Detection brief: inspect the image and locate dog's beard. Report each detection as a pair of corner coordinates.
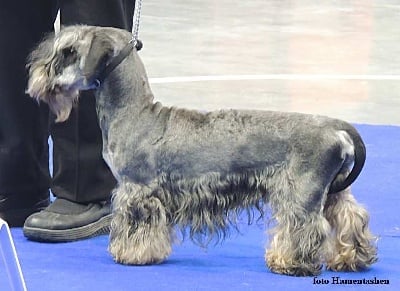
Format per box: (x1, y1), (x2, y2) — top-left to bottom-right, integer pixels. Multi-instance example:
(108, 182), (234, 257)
(26, 65), (52, 102)
(47, 88), (79, 122)
(27, 66), (81, 122)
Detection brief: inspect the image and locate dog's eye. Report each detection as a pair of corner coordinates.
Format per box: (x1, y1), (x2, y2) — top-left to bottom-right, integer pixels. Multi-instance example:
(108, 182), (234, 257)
(62, 47), (76, 58)
(54, 47), (78, 75)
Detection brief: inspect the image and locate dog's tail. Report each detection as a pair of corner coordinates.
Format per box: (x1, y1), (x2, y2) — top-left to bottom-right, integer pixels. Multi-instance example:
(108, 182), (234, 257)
(328, 125), (366, 194)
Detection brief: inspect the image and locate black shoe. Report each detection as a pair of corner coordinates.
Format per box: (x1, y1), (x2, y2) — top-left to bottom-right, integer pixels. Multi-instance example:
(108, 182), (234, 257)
(0, 191), (50, 227)
(23, 198), (111, 242)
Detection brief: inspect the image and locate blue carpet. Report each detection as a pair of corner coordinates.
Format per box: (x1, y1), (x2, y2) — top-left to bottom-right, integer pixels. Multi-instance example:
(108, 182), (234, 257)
(1, 124), (399, 290)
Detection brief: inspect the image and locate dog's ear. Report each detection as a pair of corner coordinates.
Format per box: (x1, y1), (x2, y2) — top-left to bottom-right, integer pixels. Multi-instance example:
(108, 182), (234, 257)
(82, 34), (114, 80)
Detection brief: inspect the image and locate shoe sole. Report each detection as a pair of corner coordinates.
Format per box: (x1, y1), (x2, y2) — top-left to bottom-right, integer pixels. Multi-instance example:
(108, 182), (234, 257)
(23, 214), (111, 242)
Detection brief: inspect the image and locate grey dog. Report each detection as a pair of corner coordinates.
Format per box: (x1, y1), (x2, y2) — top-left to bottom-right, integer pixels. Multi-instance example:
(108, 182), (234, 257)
(26, 25), (377, 276)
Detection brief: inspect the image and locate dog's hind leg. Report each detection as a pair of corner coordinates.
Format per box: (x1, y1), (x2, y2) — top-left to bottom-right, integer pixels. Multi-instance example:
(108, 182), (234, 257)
(109, 182), (173, 265)
(324, 188), (377, 271)
(266, 209), (331, 276)
(265, 177), (332, 276)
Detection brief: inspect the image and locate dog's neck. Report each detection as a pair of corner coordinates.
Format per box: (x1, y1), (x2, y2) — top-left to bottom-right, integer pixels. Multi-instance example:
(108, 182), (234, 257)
(95, 40), (138, 86)
(94, 51), (156, 123)
(93, 51), (170, 159)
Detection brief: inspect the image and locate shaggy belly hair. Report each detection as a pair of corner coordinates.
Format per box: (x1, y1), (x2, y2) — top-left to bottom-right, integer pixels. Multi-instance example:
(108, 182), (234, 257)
(145, 163), (286, 245)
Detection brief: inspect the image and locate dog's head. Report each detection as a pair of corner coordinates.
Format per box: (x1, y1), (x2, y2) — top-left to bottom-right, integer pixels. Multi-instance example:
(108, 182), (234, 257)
(26, 25), (130, 122)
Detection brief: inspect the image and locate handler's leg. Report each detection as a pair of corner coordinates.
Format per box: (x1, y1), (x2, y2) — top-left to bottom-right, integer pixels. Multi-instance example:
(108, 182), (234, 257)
(23, 0), (135, 241)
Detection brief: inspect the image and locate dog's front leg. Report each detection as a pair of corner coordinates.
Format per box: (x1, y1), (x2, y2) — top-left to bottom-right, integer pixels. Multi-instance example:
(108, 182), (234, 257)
(109, 181), (172, 265)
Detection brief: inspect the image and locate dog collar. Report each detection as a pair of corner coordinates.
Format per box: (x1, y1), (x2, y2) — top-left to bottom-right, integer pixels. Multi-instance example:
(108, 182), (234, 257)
(94, 39), (143, 88)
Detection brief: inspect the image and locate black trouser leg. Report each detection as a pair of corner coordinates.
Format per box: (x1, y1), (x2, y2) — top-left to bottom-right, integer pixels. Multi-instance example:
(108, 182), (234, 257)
(0, 1), (56, 225)
(50, 0), (135, 203)
(0, 1), (54, 202)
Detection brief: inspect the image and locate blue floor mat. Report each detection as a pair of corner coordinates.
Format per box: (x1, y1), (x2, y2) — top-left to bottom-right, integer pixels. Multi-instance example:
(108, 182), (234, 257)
(1, 124), (399, 290)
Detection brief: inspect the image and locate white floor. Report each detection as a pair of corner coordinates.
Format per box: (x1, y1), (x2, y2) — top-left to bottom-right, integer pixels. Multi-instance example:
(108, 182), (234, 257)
(137, 0), (400, 125)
